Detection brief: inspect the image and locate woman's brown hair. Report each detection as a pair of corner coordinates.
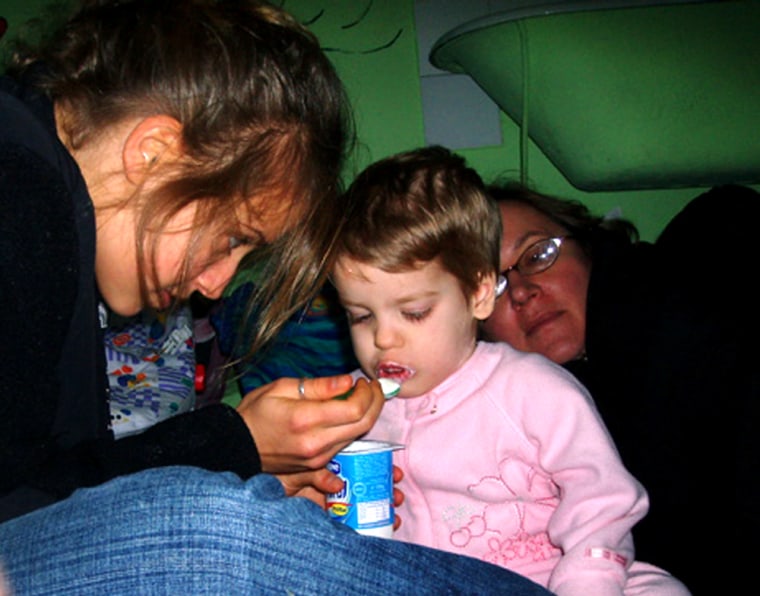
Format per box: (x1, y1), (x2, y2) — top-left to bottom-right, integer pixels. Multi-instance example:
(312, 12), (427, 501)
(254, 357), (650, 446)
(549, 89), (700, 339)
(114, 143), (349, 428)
(10, 0), (355, 354)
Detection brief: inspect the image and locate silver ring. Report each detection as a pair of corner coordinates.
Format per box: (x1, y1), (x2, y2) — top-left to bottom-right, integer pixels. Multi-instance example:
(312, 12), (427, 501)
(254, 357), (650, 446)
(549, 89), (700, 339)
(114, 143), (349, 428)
(298, 378), (306, 399)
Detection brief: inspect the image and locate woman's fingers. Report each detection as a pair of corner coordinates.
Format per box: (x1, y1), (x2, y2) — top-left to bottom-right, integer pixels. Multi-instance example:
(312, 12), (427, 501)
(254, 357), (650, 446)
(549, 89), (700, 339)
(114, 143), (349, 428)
(276, 468), (343, 500)
(294, 374), (354, 401)
(236, 375), (385, 473)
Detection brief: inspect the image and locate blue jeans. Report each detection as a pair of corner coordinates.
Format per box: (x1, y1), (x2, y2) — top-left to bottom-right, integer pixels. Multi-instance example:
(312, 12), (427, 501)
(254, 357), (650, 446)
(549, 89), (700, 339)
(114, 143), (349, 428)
(0, 467), (550, 595)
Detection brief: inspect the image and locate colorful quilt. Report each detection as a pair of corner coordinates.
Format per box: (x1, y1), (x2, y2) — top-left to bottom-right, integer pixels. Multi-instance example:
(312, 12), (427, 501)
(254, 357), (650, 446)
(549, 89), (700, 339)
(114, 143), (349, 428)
(104, 305), (196, 438)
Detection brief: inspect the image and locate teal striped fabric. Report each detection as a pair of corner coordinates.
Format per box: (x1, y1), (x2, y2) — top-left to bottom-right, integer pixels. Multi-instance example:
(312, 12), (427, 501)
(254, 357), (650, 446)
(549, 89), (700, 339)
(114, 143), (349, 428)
(211, 265), (358, 400)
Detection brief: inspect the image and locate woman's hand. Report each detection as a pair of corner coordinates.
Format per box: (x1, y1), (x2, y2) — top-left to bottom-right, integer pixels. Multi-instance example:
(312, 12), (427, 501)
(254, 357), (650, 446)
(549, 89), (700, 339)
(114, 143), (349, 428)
(236, 375), (385, 474)
(275, 468), (344, 505)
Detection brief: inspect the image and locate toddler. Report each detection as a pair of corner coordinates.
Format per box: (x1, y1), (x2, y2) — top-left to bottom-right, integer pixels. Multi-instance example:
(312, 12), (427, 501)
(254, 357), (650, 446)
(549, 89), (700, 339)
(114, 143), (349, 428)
(331, 146), (689, 596)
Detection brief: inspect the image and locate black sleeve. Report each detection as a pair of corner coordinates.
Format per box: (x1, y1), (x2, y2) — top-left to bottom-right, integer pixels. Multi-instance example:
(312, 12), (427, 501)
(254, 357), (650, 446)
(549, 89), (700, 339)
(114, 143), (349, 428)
(0, 145), (80, 495)
(32, 404), (262, 498)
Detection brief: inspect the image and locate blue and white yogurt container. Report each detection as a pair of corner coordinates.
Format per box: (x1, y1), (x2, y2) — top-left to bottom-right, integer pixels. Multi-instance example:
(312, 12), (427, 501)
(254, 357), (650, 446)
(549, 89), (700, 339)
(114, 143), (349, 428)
(326, 440), (404, 538)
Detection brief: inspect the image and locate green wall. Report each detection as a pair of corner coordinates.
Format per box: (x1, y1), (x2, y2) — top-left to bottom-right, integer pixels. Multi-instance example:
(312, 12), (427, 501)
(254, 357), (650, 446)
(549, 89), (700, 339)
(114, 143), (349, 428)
(3, 0), (749, 240)
(282, 0), (720, 242)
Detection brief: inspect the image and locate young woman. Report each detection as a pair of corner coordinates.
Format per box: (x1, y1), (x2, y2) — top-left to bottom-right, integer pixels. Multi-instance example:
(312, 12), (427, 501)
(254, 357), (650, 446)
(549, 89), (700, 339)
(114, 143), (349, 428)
(0, 2), (552, 594)
(0, 0), (374, 521)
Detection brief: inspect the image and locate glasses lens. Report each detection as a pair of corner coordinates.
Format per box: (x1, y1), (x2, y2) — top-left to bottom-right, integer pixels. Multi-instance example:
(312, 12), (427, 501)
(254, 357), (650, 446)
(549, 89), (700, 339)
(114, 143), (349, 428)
(520, 238), (560, 275)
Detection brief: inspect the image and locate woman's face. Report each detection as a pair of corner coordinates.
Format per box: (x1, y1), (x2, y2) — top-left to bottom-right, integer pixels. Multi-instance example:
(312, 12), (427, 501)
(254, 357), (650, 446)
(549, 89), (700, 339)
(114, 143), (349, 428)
(96, 200), (285, 316)
(73, 114), (288, 317)
(481, 202), (591, 364)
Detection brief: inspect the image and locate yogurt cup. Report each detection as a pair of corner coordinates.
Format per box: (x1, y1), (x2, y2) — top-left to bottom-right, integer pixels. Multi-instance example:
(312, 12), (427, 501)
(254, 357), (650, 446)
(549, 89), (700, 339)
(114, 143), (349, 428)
(326, 440), (404, 538)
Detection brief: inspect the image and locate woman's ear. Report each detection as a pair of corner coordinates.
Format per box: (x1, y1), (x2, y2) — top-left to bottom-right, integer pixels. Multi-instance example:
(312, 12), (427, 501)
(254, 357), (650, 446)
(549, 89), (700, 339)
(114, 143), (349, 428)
(472, 271), (497, 321)
(122, 115), (183, 184)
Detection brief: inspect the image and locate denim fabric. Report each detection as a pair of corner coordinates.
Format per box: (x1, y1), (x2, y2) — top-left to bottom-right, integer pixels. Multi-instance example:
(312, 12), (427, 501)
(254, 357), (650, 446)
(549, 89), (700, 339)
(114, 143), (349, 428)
(0, 467), (550, 595)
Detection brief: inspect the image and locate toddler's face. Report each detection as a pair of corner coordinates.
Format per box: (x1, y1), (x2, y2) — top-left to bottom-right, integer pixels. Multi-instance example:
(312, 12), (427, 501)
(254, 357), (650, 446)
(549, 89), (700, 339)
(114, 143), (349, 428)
(332, 256), (493, 397)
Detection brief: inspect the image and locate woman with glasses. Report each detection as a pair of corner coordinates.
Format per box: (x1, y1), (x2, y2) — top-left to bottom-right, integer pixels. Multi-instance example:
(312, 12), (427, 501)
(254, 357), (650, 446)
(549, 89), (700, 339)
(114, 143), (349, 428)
(481, 183), (757, 592)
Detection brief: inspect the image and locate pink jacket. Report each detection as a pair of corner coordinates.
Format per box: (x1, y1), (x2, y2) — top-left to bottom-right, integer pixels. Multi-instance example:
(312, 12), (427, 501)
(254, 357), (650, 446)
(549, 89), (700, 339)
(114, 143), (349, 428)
(364, 342), (652, 595)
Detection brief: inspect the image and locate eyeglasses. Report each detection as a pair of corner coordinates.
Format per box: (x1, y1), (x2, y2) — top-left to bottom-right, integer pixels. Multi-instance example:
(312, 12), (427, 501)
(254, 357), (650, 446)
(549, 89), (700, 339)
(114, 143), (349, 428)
(498, 236), (570, 294)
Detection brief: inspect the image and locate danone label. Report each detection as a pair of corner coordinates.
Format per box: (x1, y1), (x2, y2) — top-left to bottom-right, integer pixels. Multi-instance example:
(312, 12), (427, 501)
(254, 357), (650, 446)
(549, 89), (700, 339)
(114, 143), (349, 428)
(326, 440), (403, 539)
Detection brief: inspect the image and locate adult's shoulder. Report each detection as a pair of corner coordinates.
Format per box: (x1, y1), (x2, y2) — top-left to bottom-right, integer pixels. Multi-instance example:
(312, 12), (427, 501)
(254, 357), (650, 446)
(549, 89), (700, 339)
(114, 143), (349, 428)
(0, 73), (83, 194)
(1, 74), (54, 150)
(657, 185), (758, 252)
(656, 185), (758, 289)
